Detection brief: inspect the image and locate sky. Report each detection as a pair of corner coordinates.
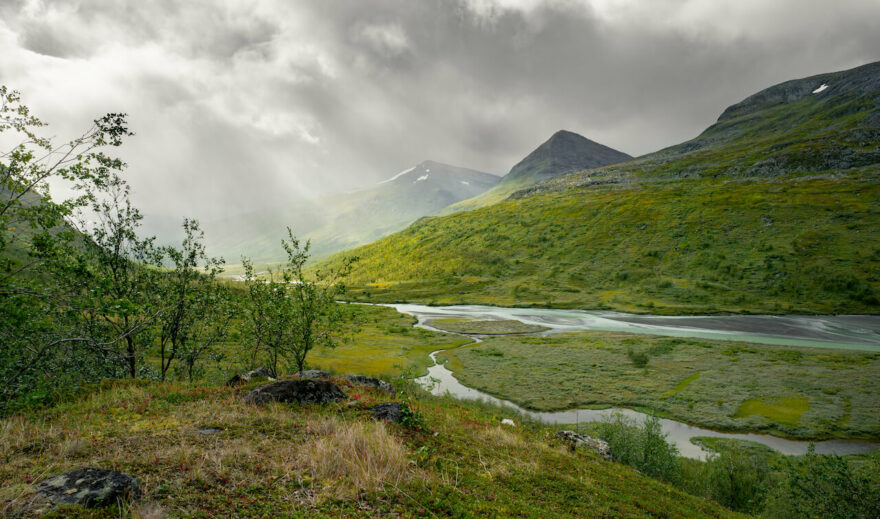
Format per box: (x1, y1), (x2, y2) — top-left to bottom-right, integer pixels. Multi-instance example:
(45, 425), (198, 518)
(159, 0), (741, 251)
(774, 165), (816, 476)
(1, 0), (878, 232)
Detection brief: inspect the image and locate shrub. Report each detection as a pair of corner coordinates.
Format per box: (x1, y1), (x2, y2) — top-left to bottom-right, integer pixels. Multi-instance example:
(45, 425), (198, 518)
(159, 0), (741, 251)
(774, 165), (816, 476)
(703, 442), (772, 514)
(597, 413), (679, 482)
(627, 347), (650, 368)
(764, 445), (880, 519)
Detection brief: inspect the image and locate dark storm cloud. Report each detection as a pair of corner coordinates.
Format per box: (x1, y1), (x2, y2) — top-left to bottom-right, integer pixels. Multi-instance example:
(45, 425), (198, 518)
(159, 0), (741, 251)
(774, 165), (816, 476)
(0, 0), (878, 232)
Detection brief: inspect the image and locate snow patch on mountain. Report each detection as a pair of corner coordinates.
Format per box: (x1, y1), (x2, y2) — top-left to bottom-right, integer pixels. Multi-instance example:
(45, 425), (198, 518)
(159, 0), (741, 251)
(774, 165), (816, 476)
(415, 174), (429, 182)
(378, 167), (415, 184)
(461, 180), (470, 185)
(812, 83), (829, 94)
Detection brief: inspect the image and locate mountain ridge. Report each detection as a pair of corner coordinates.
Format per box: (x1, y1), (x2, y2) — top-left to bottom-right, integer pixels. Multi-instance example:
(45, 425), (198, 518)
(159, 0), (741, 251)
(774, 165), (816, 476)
(317, 60), (880, 315)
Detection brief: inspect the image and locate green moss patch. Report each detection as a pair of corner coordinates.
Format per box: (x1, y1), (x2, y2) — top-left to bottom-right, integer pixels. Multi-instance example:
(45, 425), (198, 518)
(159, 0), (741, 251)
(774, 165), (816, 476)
(734, 397), (809, 425)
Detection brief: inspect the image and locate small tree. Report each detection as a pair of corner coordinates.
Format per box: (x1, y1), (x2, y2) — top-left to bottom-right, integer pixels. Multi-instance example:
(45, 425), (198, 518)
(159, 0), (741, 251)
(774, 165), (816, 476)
(597, 413), (680, 482)
(157, 218), (228, 381)
(177, 280), (235, 382)
(76, 175), (164, 378)
(242, 228), (356, 376)
(0, 86), (134, 410)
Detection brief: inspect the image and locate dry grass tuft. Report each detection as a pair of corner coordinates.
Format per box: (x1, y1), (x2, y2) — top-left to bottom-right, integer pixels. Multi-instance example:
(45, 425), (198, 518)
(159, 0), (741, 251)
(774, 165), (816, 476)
(483, 426), (524, 447)
(130, 501), (166, 519)
(302, 416), (410, 497)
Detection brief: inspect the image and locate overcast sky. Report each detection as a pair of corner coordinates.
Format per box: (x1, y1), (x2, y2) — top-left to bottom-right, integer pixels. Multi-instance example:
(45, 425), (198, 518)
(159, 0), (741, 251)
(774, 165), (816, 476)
(1, 0), (878, 229)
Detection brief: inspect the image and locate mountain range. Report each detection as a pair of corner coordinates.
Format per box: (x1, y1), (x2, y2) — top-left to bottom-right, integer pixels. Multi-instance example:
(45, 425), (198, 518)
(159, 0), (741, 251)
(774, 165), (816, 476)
(318, 60), (880, 315)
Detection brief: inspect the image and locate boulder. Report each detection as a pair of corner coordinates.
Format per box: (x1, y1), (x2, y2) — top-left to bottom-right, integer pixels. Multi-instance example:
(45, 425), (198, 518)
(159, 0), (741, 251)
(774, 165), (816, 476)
(36, 468), (140, 508)
(243, 379), (346, 405)
(370, 402), (403, 423)
(226, 366), (274, 386)
(555, 430), (613, 461)
(296, 369), (330, 379)
(344, 374), (395, 394)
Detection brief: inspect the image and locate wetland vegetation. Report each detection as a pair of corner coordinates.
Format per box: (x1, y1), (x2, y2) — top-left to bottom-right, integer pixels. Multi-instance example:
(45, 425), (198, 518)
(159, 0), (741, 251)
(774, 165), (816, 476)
(440, 332), (880, 439)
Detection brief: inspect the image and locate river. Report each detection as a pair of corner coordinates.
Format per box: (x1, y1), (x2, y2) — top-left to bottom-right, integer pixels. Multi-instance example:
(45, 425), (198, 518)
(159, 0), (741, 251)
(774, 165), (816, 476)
(382, 303), (880, 459)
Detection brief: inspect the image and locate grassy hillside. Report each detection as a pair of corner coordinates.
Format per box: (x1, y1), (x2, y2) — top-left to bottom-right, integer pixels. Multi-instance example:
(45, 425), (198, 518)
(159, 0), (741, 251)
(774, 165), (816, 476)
(0, 380), (741, 518)
(328, 175), (879, 314)
(319, 62), (880, 314)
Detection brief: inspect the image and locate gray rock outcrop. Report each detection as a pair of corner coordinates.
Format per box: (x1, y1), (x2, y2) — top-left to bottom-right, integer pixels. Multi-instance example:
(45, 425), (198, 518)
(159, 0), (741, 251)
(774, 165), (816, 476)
(344, 374), (395, 394)
(555, 430), (613, 461)
(243, 379), (346, 405)
(36, 468), (140, 507)
(370, 402), (403, 423)
(226, 366), (274, 386)
(295, 369), (330, 379)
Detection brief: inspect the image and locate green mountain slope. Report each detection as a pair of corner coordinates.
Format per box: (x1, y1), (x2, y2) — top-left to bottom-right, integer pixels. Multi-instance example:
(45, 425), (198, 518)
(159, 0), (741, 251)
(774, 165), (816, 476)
(304, 160), (499, 257)
(320, 61), (880, 314)
(441, 130), (631, 214)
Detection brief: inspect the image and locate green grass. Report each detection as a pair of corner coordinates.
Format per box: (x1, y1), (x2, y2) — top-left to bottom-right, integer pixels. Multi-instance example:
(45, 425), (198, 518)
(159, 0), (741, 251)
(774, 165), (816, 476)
(0, 380), (742, 518)
(426, 318), (550, 335)
(439, 332), (880, 439)
(307, 306), (470, 378)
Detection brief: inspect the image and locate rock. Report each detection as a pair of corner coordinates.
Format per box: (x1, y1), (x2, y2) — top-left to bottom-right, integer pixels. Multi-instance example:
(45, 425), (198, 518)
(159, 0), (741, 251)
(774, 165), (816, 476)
(295, 369), (329, 379)
(370, 402), (403, 423)
(555, 431), (613, 461)
(501, 418), (516, 427)
(344, 374), (395, 394)
(243, 379), (346, 405)
(195, 427), (222, 435)
(226, 366), (274, 386)
(36, 468), (140, 508)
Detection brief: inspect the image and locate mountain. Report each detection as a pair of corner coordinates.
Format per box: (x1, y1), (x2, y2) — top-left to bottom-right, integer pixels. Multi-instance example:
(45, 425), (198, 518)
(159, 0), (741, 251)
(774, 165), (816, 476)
(318, 61), (880, 315)
(303, 161), (499, 257)
(203, 161), (498, 264)
(442, 130), (631, 213)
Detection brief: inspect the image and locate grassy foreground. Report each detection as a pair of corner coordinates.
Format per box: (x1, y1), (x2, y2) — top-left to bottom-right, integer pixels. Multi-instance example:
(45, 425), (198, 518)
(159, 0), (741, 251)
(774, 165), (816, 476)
(441, 332), (880, 439)
(0, 380), (740, 518)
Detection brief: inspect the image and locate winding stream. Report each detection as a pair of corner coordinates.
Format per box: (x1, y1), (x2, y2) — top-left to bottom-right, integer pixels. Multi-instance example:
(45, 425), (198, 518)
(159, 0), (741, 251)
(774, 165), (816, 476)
(383, 303), (880, 459)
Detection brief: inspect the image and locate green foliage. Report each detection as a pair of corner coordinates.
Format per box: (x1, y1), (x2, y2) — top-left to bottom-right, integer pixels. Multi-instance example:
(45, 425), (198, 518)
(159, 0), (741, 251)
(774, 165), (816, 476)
(398, 402), (426, 429)
(765, 445), (880, 519)
(0, 86), (136, 412)
(627, 346), (649, 367)
(241, 228), (357, 376)
(701, 442), (773, 513)
(158, 219), (233, 382)
(596, 413), (680, 482)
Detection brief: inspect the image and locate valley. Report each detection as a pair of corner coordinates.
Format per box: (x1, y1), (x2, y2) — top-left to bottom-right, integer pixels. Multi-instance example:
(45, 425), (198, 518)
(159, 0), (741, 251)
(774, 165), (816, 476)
(2, 31), (879, 515)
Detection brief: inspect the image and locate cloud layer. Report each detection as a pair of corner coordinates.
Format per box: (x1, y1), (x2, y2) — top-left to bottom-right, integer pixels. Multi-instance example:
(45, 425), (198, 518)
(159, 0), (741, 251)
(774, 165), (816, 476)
(1, 0), (878, 229)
